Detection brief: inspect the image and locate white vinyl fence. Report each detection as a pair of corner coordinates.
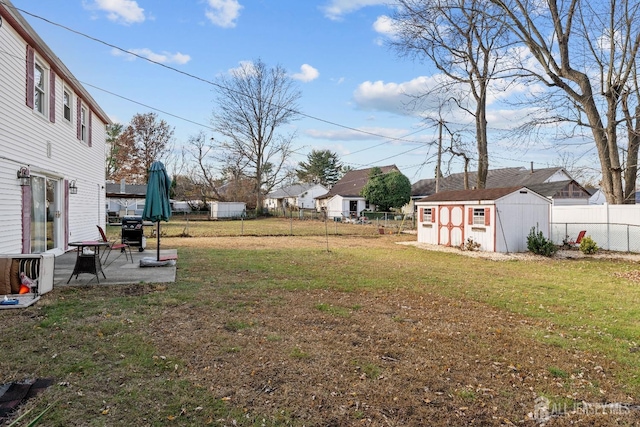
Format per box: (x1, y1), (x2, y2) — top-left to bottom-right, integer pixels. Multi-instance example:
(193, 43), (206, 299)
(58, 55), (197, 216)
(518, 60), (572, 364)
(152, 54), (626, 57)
(551, 205), (640, 252)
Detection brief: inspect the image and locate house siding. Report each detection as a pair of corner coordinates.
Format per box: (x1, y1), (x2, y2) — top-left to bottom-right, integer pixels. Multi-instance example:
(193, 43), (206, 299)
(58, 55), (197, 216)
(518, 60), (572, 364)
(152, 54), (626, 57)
(0, 8), (108, 252)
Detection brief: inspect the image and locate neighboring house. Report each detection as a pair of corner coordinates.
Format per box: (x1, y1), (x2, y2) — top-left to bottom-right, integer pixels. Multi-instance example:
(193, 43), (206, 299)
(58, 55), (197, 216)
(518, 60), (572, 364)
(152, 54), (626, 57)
(585, 187), (606, 205)
(106, 181), (147, 217)
(416, 187), (551, 253)
(525, 180), (590, 205)
(409, 166), (588, 214)
(264, 183), (328, 212)
(316, 165), (399, 219)
(0, 1), (111, 254)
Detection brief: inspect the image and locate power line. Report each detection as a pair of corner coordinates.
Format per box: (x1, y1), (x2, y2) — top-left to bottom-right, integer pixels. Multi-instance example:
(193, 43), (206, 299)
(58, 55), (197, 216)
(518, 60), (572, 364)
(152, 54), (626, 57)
(3, 1), (431, 146)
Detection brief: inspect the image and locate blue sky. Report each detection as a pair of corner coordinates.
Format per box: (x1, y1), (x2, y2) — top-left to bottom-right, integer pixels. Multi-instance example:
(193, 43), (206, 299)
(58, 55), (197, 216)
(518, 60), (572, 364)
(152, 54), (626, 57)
(9, 0), (594, 183)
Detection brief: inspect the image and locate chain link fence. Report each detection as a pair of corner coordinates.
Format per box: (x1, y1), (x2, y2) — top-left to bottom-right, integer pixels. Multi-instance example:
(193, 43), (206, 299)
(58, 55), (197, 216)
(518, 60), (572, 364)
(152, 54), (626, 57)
(551, 222), (640, 253)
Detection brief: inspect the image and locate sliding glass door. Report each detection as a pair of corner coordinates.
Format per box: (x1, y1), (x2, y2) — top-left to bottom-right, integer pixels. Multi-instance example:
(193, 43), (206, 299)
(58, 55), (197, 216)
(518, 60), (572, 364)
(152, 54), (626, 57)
(30, 176), (61, 253)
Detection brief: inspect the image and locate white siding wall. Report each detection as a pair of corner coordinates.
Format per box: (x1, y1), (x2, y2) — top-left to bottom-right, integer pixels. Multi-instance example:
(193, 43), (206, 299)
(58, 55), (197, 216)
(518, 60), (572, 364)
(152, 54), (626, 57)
(325, 196), (343, 219)
(465, 204), (495, 252)
(299, 185), (326, 210)
(416, 205), (438, 244)
(494, 192), (550, 253)
(0, 18), (107, 251)
(0, 160), (24, 253)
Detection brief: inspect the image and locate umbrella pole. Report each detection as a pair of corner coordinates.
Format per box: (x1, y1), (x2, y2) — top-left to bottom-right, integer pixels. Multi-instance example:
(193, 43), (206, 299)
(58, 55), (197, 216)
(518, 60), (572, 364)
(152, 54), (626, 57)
(157, 221), (160, 261)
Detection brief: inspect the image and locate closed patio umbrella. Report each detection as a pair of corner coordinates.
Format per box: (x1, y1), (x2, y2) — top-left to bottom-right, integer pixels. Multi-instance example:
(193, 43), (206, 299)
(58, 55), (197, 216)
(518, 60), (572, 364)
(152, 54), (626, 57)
(142, 161), (172, 261)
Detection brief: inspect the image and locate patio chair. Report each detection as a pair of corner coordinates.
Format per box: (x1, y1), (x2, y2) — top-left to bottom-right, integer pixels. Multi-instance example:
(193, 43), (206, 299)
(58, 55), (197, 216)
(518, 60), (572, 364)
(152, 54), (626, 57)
(567, 230), (587, 247)
(97, 225), (132, 264)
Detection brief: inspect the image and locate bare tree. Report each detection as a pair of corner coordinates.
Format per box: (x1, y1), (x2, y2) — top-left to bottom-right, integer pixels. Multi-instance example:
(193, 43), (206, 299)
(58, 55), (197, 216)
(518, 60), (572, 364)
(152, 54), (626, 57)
(185, 131), (225, 203)
(212, 59), (301, 213)
(489, 0), (640, 203)
(390, 0), (511, 188)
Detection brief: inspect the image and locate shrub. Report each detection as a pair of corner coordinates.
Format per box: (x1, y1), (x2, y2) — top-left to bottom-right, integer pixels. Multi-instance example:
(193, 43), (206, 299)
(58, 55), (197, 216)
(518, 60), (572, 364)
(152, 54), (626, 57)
(579, 236), (599, 254)
(460, 237), (481, 251)
(527, 227), (558, 257)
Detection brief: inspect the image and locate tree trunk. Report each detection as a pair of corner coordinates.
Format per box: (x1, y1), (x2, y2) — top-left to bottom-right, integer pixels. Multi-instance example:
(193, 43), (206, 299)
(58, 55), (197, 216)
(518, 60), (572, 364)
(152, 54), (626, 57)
(623, 104), (640, 203)
(475, 88), (489, 189)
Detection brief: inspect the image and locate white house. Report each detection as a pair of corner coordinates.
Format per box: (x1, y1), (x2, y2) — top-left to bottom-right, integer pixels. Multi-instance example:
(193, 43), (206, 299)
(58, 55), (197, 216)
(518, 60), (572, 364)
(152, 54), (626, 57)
(316, 165), (399, 219)
(106, 181), (147, 218)
(264, 183), (328, 212)
(416, 187), (551, 253)
(0, 1), (111, 254)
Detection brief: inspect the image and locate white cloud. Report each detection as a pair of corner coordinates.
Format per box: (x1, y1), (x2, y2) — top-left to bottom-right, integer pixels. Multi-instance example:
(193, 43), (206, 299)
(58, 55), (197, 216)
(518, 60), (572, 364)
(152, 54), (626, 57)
(111, 48), (191, 65)
(291, 64), (319, 82)
(353, 76), (449, 116)
(88, 0), (145, 24)
(373, 15), (395, 36)
(321, 0), (388, 21)
(205, 0), (243, 28)
(227, 60), (257, 77)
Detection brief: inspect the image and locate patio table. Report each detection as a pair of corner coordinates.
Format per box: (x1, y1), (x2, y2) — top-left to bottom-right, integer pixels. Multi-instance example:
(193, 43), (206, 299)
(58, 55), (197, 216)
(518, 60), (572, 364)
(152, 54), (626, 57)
(67, 241), (110, 284)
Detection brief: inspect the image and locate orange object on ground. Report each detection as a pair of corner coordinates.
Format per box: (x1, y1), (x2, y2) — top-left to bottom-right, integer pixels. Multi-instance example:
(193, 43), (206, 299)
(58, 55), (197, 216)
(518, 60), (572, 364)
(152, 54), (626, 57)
(19, 284), (30, 294)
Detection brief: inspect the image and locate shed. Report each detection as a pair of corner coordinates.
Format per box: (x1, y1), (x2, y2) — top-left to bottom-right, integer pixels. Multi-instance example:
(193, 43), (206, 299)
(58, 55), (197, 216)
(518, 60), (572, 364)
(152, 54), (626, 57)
(415, 187), (551, 253)
(209, 202), (246, 219)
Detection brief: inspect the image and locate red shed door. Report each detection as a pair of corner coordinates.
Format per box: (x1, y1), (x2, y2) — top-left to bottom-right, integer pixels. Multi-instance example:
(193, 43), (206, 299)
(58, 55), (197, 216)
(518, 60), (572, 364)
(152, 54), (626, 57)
(438, 205), (464, 247)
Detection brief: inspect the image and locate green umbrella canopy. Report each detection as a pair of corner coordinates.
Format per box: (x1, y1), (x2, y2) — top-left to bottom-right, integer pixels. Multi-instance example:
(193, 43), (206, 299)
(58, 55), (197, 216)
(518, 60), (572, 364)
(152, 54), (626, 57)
(142, 161), (172, 223)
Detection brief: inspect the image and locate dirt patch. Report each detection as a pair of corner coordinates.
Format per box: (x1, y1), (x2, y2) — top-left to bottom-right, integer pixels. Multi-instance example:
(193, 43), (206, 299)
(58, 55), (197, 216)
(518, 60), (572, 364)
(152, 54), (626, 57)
(145, 286), (639, 426)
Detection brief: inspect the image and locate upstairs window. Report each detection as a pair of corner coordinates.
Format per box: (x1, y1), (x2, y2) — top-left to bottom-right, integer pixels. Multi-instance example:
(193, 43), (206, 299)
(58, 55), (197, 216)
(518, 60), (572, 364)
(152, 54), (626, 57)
(63, 89), (72, 122)
(80, 106), (87, 142)
(76, 98), (92, 146)
(26, 46), (55, 122)
(34, 63), (46, 115)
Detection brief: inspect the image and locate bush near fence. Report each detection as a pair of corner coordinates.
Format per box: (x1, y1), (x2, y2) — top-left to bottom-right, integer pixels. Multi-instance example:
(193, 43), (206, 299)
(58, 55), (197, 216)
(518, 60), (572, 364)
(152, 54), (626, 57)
(551, 222), (640, 253)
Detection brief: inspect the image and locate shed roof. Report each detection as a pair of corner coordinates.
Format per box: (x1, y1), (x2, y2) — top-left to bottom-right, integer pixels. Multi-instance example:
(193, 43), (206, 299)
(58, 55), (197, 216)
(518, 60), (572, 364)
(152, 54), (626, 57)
(417, 186), (548, 203)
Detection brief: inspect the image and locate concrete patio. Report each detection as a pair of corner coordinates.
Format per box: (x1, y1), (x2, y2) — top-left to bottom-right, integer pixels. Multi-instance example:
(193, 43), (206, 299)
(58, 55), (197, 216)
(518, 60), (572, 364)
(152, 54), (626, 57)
(54, 247), (178, 287)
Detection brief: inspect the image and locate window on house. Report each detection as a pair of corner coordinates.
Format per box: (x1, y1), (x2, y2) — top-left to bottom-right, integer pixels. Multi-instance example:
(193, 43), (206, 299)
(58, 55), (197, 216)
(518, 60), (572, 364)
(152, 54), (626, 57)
(473, 208), (485, 225)
(80, 105), (87, 142)
(63, 89), (71, 122)
(34, 63), (46, 115)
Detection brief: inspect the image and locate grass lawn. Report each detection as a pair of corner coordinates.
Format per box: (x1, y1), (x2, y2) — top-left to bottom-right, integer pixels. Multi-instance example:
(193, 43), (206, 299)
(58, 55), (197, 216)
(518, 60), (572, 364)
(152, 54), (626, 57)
(2, 218), (640, 426)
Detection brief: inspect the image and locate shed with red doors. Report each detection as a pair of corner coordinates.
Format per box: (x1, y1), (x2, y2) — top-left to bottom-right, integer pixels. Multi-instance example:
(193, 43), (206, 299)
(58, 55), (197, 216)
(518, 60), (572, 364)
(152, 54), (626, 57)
(415, 187), (551, 253)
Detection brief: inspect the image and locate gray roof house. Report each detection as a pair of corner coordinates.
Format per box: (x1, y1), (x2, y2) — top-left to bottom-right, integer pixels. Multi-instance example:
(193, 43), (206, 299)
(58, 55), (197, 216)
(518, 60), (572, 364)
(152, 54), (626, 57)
(264, 183), (328, 212)
(411, 166), (590, 206)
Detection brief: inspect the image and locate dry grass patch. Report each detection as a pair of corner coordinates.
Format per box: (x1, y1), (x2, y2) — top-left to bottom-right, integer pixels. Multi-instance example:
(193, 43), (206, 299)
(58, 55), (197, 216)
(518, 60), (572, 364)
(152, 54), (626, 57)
(2, 227), (640, 426)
